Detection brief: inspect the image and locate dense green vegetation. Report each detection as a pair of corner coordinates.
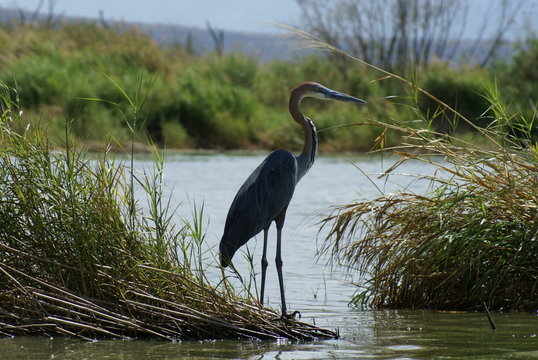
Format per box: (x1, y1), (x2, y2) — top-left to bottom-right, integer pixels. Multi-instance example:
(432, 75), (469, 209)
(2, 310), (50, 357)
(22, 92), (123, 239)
(0, 21), (536, 152)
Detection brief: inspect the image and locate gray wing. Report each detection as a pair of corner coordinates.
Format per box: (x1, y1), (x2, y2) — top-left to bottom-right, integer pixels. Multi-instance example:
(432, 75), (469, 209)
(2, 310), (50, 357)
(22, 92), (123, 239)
(219, 150), (297, 265)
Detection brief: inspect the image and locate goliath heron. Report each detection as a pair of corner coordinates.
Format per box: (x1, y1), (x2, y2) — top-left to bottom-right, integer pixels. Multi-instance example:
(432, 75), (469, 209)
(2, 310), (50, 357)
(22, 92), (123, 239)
(219, 82), (365, 315)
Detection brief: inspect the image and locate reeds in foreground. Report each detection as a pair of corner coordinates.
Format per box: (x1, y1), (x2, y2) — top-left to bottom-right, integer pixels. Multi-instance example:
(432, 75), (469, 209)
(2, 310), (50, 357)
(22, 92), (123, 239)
(305, 36), (538, 311)
(0, 85), (336, 340)
(322, 125), (538, 310)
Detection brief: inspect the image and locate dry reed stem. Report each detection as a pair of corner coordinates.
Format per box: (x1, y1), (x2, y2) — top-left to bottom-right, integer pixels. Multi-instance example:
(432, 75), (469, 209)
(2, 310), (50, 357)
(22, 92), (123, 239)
(0, 245), (336, 340)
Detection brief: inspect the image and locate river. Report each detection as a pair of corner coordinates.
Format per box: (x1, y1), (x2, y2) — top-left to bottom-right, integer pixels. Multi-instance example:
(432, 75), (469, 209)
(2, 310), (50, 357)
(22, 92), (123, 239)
(2, 153), (537, 359)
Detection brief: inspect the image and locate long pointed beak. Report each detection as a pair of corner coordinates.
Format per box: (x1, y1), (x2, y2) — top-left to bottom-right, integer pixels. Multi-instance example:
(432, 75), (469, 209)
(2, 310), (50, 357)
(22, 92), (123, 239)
(326, 90), (366, 104)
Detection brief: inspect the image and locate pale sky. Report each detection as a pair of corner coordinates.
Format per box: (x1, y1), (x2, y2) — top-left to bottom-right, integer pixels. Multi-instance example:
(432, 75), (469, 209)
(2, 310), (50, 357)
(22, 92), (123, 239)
(2, 0), (300, 33)
(2, 0), (537, 38)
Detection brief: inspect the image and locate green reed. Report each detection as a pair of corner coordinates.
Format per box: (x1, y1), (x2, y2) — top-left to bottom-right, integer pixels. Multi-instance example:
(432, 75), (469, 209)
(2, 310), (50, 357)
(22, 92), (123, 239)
(0, 83), (336, 340)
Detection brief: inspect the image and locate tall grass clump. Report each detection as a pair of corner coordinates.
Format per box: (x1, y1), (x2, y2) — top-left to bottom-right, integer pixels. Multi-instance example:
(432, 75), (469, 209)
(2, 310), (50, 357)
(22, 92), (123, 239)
(0, 84), (335, 340)
(298, 33), (538, 311)
(323, 118), (538, 310)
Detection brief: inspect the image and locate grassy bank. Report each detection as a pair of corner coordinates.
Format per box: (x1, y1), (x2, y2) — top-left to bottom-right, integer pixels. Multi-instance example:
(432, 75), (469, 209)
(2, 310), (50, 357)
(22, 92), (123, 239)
(315, 42), (538, 311)
(0, 21), (536, 152)
(0, 88), (336, 340)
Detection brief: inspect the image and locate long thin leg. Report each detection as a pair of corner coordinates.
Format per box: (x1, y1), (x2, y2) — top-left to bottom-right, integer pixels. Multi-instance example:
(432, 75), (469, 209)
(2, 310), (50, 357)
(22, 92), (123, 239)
(274, 209), (287, 316)
(260, 226), (269, 306)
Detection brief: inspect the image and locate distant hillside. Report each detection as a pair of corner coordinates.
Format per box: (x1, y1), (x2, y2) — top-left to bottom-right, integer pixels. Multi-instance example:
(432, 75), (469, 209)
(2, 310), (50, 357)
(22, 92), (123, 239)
(135, 22), (306, 62)
(0, 7), (516, 64)
(0, 7), (305, 62)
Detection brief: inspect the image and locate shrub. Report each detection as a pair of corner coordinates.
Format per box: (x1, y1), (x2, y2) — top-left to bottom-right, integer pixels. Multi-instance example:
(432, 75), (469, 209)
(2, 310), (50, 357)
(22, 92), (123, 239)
(175, 70), (259, 148)
(205, 53), (258, 88)
(418, 65), (491, 133)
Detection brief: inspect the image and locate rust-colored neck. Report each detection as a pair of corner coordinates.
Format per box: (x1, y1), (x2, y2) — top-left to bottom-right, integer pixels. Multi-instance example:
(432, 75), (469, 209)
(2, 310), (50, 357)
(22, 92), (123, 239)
(289, 84), (317, 179)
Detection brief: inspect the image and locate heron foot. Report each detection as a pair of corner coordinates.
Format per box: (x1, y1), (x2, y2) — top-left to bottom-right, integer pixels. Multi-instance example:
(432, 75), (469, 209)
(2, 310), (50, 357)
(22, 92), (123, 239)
(287, 310), (301, 320)
(273, 310), (301, 324)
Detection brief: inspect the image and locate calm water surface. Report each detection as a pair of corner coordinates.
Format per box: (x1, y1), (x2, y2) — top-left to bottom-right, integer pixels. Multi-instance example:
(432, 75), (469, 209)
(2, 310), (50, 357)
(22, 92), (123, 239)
(3, 154), (537, 359)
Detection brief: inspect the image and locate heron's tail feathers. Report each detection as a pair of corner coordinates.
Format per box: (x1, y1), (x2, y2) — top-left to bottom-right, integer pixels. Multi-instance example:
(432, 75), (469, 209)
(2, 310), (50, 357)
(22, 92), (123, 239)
(219, 238), (238, 268)
(220, 251), (232, 268)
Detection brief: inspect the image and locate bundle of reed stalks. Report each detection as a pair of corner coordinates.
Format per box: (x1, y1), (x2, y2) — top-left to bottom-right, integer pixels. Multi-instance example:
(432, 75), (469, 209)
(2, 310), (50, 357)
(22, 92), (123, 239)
(0, 253), (334, 340)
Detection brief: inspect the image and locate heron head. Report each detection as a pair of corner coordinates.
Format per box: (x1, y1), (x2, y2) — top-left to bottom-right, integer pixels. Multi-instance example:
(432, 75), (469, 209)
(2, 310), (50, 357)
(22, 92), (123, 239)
(303, 82), (366, 104)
